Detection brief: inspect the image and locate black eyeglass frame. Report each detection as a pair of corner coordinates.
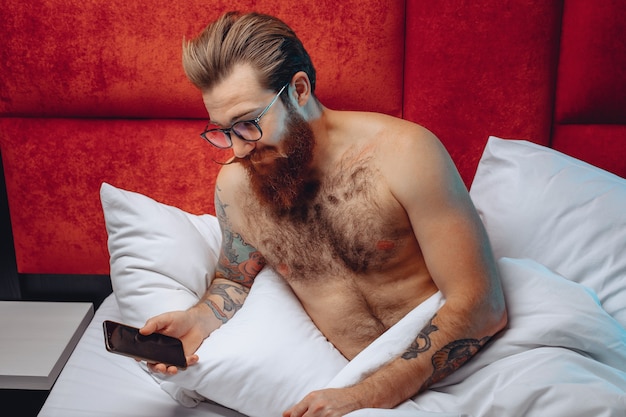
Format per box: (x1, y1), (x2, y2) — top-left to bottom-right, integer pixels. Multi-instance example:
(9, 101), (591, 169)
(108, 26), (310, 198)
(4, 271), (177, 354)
(200, 83), (289, 149)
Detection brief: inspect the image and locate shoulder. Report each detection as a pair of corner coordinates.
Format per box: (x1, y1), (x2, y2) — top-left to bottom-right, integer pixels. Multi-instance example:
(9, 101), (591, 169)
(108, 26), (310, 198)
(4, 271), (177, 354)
(216, 160), (247, 193)
(328, 110), (455, 190)
(342, 112), (453, 179)
(214, 161), (250, 228)
(335, 111), (438, 154)
(355, 113), (467, 211)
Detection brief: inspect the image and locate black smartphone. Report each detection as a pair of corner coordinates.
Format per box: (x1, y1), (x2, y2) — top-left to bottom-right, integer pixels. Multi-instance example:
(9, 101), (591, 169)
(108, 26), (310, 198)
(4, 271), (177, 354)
(102, 320), (187, 369)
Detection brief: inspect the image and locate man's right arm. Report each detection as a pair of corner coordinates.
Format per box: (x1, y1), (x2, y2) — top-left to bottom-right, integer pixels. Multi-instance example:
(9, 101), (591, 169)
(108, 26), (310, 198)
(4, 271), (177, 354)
(141, 184), (265, 373)
(186, 182), (266, 339)
(203, 181), (266, 321)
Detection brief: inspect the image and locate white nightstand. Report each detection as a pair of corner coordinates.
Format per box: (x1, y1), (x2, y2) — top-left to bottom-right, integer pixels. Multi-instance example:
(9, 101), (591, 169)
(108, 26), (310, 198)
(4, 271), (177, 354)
(0, 301), (94, 390)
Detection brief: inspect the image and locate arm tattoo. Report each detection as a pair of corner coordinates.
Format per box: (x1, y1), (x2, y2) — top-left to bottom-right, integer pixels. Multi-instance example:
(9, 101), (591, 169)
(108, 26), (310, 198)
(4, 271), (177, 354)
(424, 336), (491, 386)
(205, 283), (248, 323)
(401, 313), (492, 389)
(214, 188), (266, 288)
(402, 316), (439, 360)
(215, 188), (238, 263)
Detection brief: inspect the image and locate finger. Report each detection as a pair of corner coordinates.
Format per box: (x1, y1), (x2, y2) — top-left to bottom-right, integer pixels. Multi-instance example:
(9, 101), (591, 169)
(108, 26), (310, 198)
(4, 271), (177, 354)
(139, 318), (159, 335)
(186, 354), (199, 366)
(148, 362), (168, 374)
(283, 403), (306, 417)
(140, 314), (170, 335)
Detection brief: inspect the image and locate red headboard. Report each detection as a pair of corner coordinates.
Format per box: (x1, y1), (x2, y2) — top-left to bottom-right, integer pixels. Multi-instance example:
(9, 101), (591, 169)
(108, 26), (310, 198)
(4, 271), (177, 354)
(0, 0), (405, 275)
(1, 0), (625, 277)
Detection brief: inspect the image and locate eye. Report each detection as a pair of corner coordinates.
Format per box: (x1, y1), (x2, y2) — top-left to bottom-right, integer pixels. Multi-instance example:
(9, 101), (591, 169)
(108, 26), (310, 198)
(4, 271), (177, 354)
(232, 120), (262, 141)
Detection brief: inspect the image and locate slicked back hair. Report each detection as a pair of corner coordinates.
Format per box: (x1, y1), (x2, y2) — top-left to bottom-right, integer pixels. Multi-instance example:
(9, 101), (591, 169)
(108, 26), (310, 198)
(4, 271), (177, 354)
(182, 11), (316, 98)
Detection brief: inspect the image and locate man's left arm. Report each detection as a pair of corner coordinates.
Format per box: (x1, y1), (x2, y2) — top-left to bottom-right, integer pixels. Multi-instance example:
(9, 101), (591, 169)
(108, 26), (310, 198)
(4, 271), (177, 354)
(362, 129), (507, 404)
(283, 127), (507, 416)
(348, 184), (508, 408)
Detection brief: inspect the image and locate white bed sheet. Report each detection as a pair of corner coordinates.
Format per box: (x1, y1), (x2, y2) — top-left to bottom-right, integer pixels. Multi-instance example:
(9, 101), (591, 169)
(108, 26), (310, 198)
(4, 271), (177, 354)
(39, 137), (626, 416)
(39, 257), (626, 417)
(38, 294), (247, 417)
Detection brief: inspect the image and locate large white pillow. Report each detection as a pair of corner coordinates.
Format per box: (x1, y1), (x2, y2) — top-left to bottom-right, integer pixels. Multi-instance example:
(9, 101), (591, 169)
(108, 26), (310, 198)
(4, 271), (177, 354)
(101, 182), (221, 327)
(470, 137), (626, 328)
(164, 268), (348, 416)
(100, 183), (347, 417)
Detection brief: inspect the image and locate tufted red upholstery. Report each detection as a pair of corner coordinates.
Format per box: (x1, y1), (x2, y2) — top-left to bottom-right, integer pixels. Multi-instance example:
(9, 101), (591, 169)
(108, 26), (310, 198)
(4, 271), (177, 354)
(0, 0), (625, 275)
(403, 0), (563, 185)
(0, 0), (405, 274)
(551, 0), (626, 176)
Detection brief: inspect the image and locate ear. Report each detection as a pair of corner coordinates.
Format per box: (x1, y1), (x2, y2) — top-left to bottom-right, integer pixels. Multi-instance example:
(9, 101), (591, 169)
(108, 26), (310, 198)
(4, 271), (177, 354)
(290, 71), (313, 107)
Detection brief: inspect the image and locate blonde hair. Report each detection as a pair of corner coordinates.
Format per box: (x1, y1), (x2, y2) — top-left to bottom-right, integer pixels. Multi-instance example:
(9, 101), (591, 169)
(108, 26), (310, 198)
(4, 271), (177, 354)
(182, 11), (316, 95)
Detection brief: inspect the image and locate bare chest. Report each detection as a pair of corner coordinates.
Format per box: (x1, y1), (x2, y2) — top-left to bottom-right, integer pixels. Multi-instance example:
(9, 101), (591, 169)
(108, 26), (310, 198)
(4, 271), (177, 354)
(240, 162), (412, 281)
(234, 157), (435, 358)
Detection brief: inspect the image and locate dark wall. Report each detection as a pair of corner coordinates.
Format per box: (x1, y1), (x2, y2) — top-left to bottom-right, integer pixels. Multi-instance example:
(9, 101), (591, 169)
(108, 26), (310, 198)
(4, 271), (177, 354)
(0, 152), (20, 300)
(1, 152), (112, 308)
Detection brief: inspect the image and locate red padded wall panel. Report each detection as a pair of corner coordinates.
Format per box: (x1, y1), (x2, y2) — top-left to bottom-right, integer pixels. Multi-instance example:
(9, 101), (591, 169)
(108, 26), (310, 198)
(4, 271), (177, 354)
(552, 0), (626, 178)
(554, 0), (626, 124)
(403, 1), (563, 186)
(552, 125), (626, 179)
(1, 0), (208, 119)
(0, 0), (406, 275)
(0, 118), (223, 274)
(0, 0), (405, 119)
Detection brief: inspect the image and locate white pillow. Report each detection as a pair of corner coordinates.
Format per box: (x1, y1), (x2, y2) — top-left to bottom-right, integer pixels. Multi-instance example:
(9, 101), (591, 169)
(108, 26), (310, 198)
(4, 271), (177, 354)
(411, 257), (626, 416)
(165, 268), (348, 416)
(100, 183), (347, 417)
(101, 182), (220, 327)
(470, 137), (626, 328)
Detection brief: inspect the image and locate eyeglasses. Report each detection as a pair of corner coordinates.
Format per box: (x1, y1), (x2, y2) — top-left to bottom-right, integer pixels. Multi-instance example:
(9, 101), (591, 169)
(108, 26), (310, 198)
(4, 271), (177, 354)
(200, 84), (289, 149)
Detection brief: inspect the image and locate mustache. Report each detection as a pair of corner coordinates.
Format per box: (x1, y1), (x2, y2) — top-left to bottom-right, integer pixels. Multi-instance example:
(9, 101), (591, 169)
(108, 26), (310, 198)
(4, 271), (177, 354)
(212, 148), (288, 166)
(238, 147), (289, 166)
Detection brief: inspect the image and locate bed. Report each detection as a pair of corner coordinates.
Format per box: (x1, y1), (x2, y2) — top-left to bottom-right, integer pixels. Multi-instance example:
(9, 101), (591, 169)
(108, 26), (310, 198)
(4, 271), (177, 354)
(1, 1), (625, 417)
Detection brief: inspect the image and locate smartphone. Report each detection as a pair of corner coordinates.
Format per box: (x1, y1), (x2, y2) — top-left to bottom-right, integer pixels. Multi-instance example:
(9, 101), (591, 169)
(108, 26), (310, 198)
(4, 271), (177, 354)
(102, 320), (187, 369)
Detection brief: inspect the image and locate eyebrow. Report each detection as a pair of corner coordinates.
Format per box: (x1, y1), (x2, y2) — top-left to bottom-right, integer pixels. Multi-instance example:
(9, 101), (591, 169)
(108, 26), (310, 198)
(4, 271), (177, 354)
(209, 107), (261, 128)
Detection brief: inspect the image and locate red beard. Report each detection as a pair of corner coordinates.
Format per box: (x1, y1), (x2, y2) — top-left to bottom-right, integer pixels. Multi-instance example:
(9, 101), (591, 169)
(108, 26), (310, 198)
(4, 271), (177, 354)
(236, 106), (317, 214)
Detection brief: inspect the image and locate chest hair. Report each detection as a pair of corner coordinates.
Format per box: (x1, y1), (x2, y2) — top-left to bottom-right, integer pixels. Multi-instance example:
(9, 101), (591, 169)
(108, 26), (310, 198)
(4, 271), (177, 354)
(241, 158), (410, 282)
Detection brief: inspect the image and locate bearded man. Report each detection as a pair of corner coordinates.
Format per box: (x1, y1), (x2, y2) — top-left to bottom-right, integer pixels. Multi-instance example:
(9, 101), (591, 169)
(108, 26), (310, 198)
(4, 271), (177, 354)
(141, 11), (507, 417)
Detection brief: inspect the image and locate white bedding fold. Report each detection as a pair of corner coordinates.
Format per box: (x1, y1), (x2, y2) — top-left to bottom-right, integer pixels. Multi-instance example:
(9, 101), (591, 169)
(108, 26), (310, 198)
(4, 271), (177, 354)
(336, 258), (626, 417)
(160, 257), (626, 416)
(325, 291), (445, 390)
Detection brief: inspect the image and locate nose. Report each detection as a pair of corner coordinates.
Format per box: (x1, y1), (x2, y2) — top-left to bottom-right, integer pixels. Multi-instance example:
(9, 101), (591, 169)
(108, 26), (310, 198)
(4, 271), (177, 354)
(232, 136), (257, 158)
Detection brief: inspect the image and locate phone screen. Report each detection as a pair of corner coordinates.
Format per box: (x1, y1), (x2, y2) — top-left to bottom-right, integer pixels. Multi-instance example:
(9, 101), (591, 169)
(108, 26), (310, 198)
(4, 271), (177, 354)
(103, 320), (187, 369)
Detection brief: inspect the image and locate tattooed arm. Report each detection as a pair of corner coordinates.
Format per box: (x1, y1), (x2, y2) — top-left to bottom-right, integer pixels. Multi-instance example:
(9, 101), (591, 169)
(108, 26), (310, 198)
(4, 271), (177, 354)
(401, 314), (492, 387)
(199, 185), (265, 325)
(285, 311), (498, 417)
(140, 184), (265, 374)
(284, 122), (506, 417)
(346, 126), (508, 406)
(342, 128), (507, 407)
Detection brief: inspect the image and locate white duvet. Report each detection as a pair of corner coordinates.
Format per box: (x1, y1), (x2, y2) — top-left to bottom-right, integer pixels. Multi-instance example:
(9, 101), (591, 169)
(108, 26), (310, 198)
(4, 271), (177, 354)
(99, 135), (626, 417)
(160, 257), (626, 417)
(335, 257), (626, 416)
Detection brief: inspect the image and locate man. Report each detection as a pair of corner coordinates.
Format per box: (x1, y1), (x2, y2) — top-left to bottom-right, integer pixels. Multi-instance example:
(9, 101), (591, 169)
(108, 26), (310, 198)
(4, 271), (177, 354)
(141, 11), (507, 417)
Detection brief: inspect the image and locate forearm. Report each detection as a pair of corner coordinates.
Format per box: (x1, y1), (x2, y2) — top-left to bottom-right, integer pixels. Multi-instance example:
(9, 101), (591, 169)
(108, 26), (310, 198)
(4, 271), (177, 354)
(352, 303), (506, 409)
(192, 278), (250, 339)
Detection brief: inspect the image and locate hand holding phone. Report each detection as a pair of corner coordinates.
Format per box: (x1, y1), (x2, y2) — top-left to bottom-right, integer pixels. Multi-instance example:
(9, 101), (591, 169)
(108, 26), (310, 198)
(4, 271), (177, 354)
(103, 320), (187, 369)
